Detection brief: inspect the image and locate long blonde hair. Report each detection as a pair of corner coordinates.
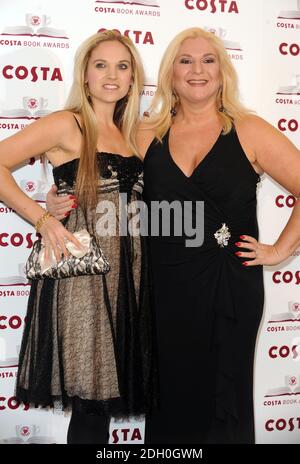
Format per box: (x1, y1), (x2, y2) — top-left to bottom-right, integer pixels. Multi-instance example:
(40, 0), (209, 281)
(147, 27), (251, 139)
(65, 30), (144, 208)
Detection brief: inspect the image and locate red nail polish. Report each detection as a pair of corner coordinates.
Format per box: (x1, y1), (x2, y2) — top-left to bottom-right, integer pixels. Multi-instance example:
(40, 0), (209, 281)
(235, 242), (241, 247)
(242, 262), (248, 266)
(69, 195), (76, 200)
(240, 235), (245, 240)
(72, 203), (78, 209)
(64, 212), (70, 217)
(235, 252), (242, 256)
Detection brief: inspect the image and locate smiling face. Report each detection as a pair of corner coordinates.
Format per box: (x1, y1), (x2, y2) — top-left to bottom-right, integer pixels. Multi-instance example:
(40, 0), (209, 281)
(172, 36), (221, 108)
(85, 39), (133, 105)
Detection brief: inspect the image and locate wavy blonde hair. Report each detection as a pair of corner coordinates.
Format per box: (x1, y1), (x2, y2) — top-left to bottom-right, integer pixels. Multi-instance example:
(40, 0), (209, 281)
(65, 30), (144, 208)
(146, 27), (251, 139)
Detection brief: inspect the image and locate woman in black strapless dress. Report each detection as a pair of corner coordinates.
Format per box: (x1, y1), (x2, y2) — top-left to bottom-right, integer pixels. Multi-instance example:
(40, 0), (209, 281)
(0, 31), (157, 444)
(138, 27), (300, 444)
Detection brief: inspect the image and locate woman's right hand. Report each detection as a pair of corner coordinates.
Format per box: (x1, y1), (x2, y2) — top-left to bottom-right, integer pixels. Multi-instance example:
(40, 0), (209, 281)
(39, 215), (83, 264)
(46, 184), (75, 220)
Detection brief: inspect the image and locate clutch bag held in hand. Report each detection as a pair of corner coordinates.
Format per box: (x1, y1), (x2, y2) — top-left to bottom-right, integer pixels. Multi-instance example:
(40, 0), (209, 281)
(26, 229), (110, 279)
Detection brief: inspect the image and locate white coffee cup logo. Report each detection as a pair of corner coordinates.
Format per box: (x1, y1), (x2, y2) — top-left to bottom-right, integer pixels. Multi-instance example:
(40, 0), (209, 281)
(289, 376), (297, 387)
(23, 97), (48, 111)
(26, 14), (51, 27)
(289, 301), (300, 315)
(16, 424), (40, 439)
(208, 27), (226, 39)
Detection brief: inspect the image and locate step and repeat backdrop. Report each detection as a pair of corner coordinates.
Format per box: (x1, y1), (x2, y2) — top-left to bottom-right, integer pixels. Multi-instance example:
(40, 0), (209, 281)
(0, 0), (299, 444)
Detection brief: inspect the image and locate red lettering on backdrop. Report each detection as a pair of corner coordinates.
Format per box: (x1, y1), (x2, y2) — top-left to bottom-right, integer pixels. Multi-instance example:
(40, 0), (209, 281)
(184, 0), (239, 13)
(279, 43), (300, 56)
(2, 65), (63, 81)
(278, 119), (298, 132)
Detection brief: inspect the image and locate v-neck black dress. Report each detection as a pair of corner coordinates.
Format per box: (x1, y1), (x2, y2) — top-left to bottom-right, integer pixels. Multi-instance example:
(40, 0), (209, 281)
(143, 128), (263, 444)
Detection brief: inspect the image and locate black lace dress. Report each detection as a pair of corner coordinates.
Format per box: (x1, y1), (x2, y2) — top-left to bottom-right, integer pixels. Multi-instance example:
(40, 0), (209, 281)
(16, 153), (157, 418)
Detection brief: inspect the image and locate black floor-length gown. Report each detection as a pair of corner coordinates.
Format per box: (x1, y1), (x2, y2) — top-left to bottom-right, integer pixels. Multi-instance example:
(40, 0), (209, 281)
(143, 127), (264, 444)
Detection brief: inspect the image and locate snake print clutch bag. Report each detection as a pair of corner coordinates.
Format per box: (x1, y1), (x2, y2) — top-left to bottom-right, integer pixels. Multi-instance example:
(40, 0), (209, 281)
(26, 229), (110, 279)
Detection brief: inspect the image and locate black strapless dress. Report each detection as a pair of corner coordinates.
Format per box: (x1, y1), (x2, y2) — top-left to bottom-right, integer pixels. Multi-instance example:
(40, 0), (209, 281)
(143, 128), (264, 443)
(16, 153), (158, 418)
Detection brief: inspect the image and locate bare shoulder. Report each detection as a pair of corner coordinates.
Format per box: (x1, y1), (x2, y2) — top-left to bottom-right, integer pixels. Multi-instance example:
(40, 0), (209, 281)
(43, 110), (82, 149)
(236, 114), (300, 196)
(235, 114), (284, 155)
(0, 110), (81, 170)
(41, 110), (79, 134)
(236, 114), (289, 149)
(235, 114), (274, 134)
(43, 111), (82, 163)
(18, 110), (78, 141)
(136, 120), (156, 159)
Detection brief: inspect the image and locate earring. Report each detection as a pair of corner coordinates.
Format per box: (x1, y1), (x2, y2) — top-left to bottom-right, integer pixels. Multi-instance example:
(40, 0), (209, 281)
(218, 88), (226, 113)
(170, 91), (178, 117)
(126, 84), (133, 101)
(85, 82), (91, 99)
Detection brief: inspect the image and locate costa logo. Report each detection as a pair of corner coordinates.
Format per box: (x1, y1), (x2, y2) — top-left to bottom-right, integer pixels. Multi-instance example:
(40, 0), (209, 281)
(0, 315), (25, 330)
(184, 0), (239, 13)
(30, 16), (41, 26)
(268, 344), (300, 359)
(96, 0), (159, 6)
(265, 417), (300, 432)
(272, 271), (300, 285)
(25, 181), (36, 193)
(0, 232), (39, 249)
(275, 98), (300, 105)
(2, 65), (63, 82)
(275, 195), (297, 208)
(268, 301), (300, 325)
(98, 28), (154, 45)
(1, 14), (68, 41)
(0, 123), (28, 130)
(277, 22), (297, 29)
(0, 290), (30, 297)
(264, 399), (298, 406)
(279, 43), (300, 56)
(278, 118), (298, 132)
(0, 206), (14, 214)
(94, 3), (160, 17)
(111, 428), (142, 444)
(264, 375), (300, 402)
(0, 396), (29, 411)
(0, 371), (17, 379)
(0, 95), (50, 124)
(291, 302), (300, 313)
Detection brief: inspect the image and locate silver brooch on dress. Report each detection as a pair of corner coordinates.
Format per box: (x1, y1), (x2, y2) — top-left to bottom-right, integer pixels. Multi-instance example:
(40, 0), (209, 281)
(214, 223), (231, 247)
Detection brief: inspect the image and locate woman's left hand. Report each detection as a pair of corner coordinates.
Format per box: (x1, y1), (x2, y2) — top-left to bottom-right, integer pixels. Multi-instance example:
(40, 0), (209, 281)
(235, 235), (287, 266)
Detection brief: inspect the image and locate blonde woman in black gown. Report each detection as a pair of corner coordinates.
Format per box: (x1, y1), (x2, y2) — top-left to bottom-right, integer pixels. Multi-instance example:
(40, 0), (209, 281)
(0, 31), (157, 444)
(138, 28), (300, 444)
(47, 28), (300, 443)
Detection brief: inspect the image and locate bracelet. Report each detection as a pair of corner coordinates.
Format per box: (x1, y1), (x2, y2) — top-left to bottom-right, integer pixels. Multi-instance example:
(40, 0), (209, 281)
(35, 211), (53, 233)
